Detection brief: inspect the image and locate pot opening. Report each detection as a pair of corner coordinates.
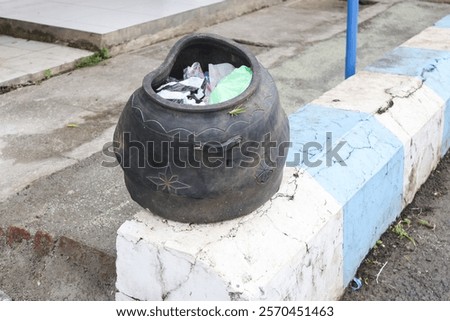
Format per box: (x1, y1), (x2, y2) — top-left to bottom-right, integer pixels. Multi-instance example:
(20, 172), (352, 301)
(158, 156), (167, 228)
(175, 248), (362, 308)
(152, 38), (253, 90)
(148, 36), (257, 108)
(170, 41), (251, 81)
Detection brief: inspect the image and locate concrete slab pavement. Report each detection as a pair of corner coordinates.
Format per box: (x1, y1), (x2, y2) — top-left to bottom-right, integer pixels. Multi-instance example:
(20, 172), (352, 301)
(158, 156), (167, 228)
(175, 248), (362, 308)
(0, 0), (284, 51)
(0, 0), (225, 49)
(0, 35), (92, 87)
(0, 0), (286, 88)
(1, 0), (450, 300)
(0, 51), (164, 202)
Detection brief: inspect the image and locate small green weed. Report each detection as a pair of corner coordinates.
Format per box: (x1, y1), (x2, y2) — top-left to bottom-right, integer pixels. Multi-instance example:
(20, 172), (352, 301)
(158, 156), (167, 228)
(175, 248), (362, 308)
(44, 69), (52, 79)
(373, 239), (385, 249)
(392, 219), (416, 246)
(418, 219), (435, 230)
(76, 48), (110, 68)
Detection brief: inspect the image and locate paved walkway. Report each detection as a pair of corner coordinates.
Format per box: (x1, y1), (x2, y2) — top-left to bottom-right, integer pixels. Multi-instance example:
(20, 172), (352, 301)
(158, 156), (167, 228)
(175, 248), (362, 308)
(0, 0), (224, 86)
(0, 35), (91, 86)
(0, 0), (223, 34)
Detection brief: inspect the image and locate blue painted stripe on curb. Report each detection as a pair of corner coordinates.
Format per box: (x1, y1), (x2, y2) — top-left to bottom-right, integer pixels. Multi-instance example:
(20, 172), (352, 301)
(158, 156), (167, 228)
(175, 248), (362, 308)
(366, 47), (450, 78)
(341, 135), (403, 285)
(313, 118), (404, 285)
(417, 56), (450, 157)
(421, 57), (450, 102)
(419, 57), (450, 157)
(366, 47), (450, 157)
(291, 105), (404, 286)
(443, 100), (450, 155)
(287, 105), (367, 167)
(288, 104), (404, 285)
(421, 57), (450, 156)
(435, 15), (450, 28)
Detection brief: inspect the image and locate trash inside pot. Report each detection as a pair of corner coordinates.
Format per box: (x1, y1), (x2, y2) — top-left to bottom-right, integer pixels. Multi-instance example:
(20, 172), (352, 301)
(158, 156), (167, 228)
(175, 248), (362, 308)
(155, 61), (253, 105)
(113, 33), (289, 223)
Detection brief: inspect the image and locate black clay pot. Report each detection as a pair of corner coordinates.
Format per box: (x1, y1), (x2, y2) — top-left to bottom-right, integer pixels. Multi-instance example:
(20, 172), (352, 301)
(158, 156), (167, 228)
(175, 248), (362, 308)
(114, 33), (289, 223)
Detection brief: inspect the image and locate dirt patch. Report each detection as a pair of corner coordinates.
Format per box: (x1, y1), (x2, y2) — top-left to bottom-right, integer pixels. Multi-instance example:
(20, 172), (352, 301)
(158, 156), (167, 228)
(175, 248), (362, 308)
(0, 229), (115, 301)
(0, 150), (139, 300)
(342, 152), (450, 300)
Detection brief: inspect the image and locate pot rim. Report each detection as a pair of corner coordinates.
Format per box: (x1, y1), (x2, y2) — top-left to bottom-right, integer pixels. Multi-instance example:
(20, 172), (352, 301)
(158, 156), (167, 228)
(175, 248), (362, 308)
(142, 33), (261, 113)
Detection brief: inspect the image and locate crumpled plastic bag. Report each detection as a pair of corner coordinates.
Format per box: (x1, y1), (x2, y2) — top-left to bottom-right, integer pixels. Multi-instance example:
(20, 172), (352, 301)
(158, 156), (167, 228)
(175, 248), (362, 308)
(209, 66), (253, 105)
(156, 76), (206, 105)
(156, 61), (252, 106)
(208, 63), (235, 92)
(183, 62), (204, 80)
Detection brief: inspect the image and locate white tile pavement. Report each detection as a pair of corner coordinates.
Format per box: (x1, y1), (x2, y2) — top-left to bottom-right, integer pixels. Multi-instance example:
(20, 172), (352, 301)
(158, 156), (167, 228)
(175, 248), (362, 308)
(0, 0), (224, 34)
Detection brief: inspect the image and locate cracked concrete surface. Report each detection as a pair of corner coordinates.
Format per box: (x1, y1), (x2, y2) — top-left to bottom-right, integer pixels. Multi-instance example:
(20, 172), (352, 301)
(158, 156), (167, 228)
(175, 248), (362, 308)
(378, 76), (425, 114)
(116, 167), (344, 300)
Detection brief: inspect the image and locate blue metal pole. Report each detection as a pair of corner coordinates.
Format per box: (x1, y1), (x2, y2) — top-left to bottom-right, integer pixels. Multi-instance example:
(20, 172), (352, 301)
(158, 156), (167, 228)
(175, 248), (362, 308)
(345, 0), (359, 79)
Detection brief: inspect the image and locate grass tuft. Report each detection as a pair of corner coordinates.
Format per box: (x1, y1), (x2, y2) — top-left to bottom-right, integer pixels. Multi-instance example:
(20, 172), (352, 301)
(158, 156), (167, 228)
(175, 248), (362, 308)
(76, 48), (110, 68)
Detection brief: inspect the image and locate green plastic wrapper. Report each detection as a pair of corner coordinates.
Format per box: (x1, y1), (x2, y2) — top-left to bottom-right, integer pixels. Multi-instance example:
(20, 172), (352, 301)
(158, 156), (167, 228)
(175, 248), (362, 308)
(209, 66), (252, 104)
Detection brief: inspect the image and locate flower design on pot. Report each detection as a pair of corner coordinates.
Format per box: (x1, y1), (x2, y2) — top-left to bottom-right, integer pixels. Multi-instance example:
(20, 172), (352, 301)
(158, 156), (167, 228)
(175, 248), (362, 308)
(147, 166), (190, 194)
(255, 162), (274, 184)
